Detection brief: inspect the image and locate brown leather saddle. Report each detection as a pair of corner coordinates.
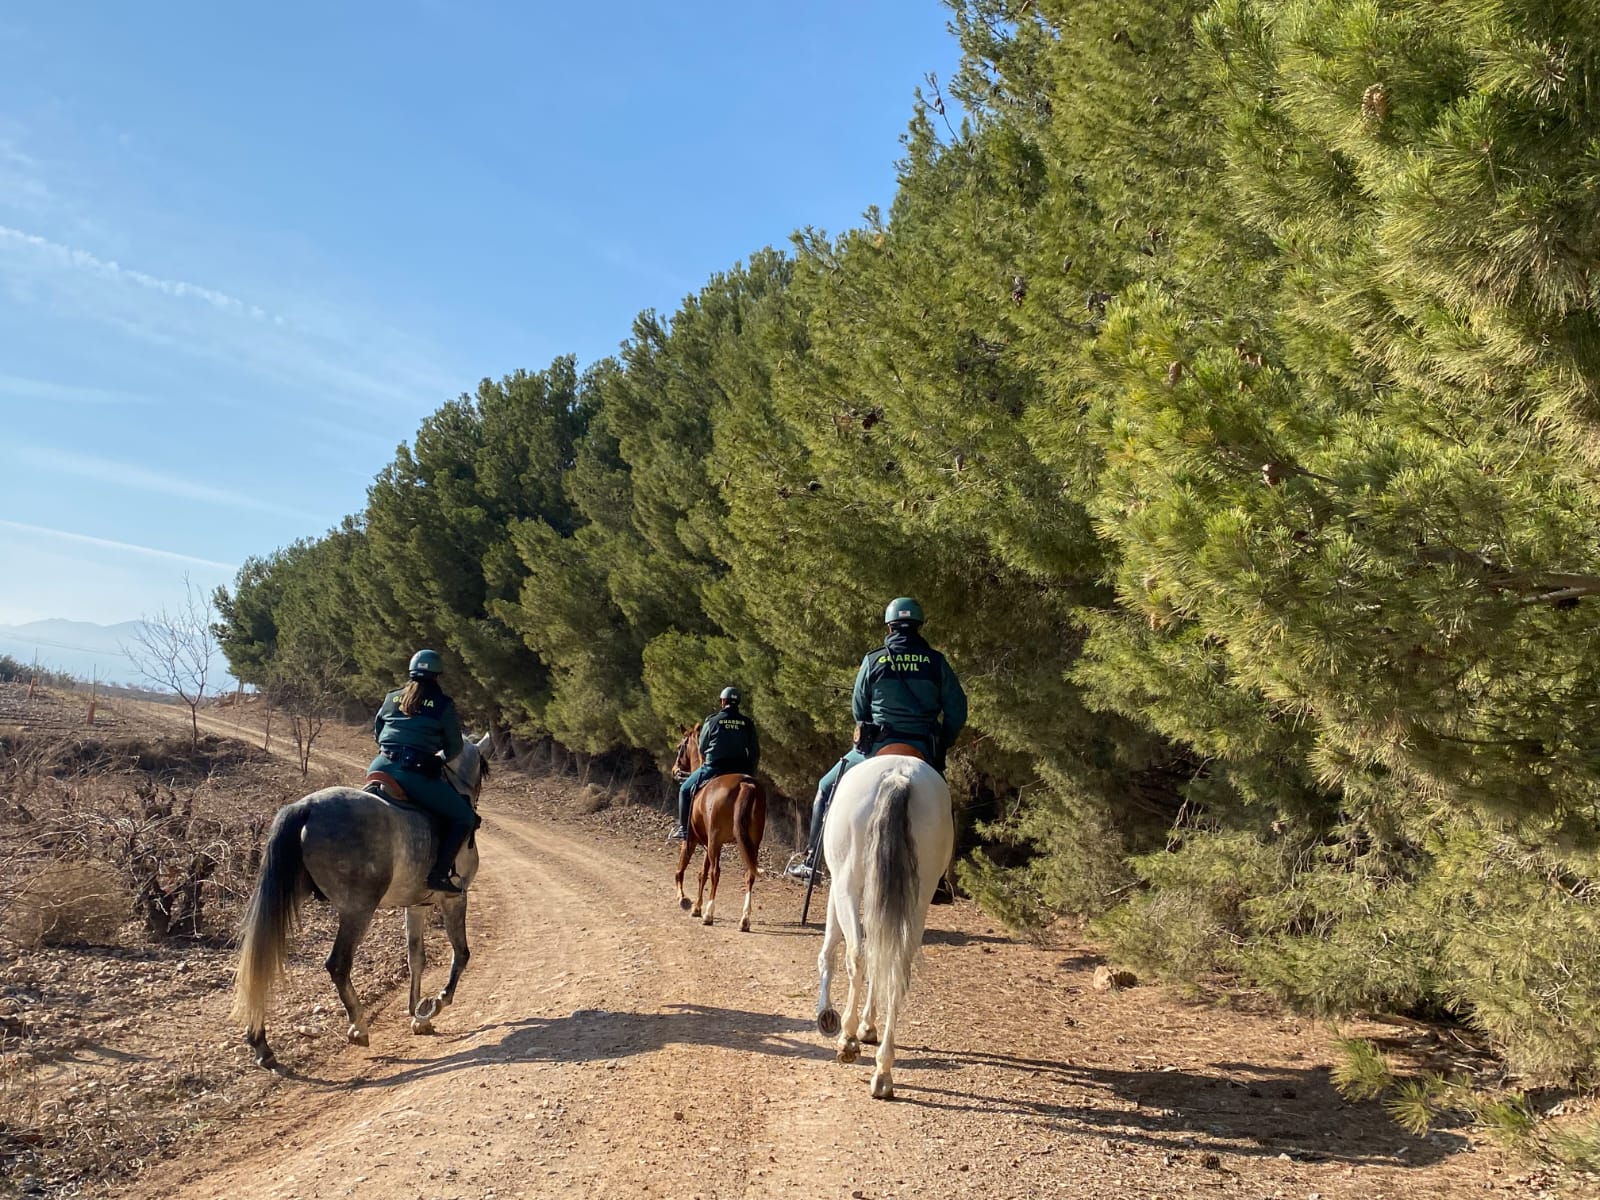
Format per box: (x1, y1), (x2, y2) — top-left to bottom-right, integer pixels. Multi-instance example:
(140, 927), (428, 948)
(365, 769), (413, 807)
(872, 742), (926, 760)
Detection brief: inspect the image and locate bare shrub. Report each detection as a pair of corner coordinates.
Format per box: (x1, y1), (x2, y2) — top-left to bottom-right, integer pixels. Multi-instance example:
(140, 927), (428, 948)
(0, 732), (261, 946)
(2, 861), (126, 948)
(576, 783), (612, 814)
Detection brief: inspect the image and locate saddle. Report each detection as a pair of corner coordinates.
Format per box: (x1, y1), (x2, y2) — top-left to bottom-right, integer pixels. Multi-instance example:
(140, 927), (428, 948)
(364, 771), (482, 835)
(365, 770), (415, 808)
(872, 742), (926, 760)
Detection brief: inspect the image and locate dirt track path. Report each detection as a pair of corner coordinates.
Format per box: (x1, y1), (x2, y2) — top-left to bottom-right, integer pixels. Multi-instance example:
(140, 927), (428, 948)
(118, 707), (1502, 1200)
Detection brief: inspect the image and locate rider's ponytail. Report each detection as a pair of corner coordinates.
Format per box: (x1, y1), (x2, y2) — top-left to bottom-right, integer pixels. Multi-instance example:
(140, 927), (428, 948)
(400, 674), (444, 717)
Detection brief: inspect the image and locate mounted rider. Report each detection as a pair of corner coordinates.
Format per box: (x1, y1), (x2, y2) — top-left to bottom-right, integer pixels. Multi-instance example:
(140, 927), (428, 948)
(669, 685), (760, 841)
(787, 597), (966, 880)
(369, 649), (479, 894)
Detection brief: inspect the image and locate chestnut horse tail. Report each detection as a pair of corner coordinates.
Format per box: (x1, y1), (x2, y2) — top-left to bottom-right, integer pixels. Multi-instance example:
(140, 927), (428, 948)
(231, 800), (313, 1035)
(735, 777), (765, 865)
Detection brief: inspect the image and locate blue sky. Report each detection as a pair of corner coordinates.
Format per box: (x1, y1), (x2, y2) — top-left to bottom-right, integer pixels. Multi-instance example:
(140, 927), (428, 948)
(0, 1), (961, 638)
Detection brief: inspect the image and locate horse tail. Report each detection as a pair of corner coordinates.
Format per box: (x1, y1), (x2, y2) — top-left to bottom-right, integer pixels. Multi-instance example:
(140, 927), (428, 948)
(734, 778), (765, 865)
(230, 800), (313, 1033)
(863, 765), (920, 1018)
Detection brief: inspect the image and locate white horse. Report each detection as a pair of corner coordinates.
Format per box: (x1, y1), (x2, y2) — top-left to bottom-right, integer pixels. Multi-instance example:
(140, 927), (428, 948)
(813, 753), (953, 1099)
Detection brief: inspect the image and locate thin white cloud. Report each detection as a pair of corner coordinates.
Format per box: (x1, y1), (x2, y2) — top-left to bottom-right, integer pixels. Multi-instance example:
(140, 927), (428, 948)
(0, 224), (275, 320)
(0, 138), (39, 170)
(18, 443), (324, 521)
(0, 221), (458, 414)
(0, 518), (237, 570)
(0, 372), (154, 406)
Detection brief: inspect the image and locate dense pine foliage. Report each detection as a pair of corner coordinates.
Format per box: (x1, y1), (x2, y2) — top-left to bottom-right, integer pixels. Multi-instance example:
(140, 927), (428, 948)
(215, 1), (1600, 1081)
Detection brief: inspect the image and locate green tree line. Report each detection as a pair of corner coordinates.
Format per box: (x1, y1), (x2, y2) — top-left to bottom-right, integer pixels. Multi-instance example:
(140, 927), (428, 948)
(214, 0), (1600, 1081)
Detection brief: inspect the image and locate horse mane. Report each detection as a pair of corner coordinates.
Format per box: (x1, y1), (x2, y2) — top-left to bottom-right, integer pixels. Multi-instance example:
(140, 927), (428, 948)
(444, 736), (489, 801)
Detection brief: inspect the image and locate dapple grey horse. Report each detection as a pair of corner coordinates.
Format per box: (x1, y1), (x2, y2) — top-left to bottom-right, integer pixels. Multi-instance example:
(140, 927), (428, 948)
(231, 733), (491, 1068)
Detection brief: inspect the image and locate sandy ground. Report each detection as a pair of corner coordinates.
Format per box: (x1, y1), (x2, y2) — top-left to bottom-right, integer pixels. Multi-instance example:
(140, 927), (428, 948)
(83, 702), (1534, 1200)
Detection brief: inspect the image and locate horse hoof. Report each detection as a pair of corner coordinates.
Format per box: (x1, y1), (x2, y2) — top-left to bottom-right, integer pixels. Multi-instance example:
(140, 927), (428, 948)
(861, 1026), (880, 1046)
(411, 1018), (436, 1036)
(701, 914), (714, 926)
(348, 1027), (369, 1047)
(255, 1049), (277, 1070)
(871, 1072), (895, 1100)
(415, 996), (441, 1021)
(817, 1008), (841, 1038)
(739, 918), (751, 933)
(679, 897), (692, 912)
(691, 906), (702, 918)
(837, 1037), (860, 1064)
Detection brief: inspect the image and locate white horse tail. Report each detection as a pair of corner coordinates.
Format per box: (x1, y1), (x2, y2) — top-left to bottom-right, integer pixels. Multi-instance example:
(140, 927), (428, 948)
(863, 766), (920, 1016)
(231, 800), (313, 1037)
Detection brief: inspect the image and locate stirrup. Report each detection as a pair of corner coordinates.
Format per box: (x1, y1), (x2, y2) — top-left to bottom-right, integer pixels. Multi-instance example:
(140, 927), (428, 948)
(426, 871), (464, 895)
(784, 851), (818, 882)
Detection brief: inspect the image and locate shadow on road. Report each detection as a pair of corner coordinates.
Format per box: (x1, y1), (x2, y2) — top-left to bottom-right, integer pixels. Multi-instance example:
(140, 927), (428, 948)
(880, 1044), (1465, 1169)
(304, 1003), (826, 1089)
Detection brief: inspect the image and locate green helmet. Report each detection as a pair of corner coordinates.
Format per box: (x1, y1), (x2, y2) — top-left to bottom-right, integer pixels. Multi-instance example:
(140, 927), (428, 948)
(408, 648), (444, 678)
(884, 597), (925, 626)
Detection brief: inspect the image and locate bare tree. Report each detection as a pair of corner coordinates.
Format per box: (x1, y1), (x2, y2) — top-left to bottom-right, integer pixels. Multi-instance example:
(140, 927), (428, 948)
(125, 575), (216, 747)
(266, 633), (349, 775)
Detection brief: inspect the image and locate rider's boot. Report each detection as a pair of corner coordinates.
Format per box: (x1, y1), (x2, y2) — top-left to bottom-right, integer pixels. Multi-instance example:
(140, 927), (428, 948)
(426, 820), (473, 894)
(786, 788), (828, 880)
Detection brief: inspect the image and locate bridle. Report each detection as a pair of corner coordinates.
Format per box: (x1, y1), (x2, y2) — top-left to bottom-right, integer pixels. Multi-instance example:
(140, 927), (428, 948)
(672, 727), (697, 783)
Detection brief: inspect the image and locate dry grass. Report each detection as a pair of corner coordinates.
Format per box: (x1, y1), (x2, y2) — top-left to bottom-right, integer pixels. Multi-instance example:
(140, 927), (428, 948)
(0, 685), (361, 1197)
(2, 861), (127, 949)
(574, 782), (612, 814)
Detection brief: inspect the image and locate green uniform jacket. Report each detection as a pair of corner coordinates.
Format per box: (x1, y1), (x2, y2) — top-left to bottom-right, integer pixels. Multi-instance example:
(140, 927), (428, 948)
(850, 630), (967, 753)
(374, 686), (464, 760)
(698, 707), (760, 774)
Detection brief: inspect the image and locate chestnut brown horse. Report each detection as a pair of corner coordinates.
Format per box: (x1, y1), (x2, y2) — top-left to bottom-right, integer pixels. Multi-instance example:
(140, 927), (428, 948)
(671, 725), (768, 931)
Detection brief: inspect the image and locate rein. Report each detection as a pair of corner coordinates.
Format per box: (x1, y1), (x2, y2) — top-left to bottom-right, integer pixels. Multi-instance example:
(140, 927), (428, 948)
(443, 750), (483, 809)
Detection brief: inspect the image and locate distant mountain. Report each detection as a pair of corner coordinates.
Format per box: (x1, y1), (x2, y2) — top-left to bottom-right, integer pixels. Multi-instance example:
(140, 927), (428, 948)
(0, 618), (237, 691)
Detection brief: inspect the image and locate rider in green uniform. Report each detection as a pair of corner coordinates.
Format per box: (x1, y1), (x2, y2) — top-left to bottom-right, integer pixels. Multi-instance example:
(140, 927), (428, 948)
(787, 597), (966, 880)
(669, 685), (760, 841)
(369, 649), (478, 894)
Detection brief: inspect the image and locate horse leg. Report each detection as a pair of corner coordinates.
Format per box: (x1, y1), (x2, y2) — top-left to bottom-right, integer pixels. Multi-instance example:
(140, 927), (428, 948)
(703, 839), (722, 926)
(834, 890), (867, 1064)
(405, 905), (432, 1034)
(860, 976), (880, 1046)
(675, 838), (695, 912)
(738, 835), (757, 934)
(326, 909), (374, 1047)
(693, 835), (711, 918)
(429, 894), (471, 1017)
(871, 990), (900, 1100)
(815, 885), (845, 1038)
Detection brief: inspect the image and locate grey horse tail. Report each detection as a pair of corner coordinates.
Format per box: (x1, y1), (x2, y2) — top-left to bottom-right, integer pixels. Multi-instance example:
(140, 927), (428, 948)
(231, 800), (313, 1033)
(863, 766), (919, 1013)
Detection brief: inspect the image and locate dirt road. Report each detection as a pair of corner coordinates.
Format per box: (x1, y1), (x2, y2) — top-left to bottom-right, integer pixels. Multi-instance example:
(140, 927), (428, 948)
(118, 707), (1504, 1200)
